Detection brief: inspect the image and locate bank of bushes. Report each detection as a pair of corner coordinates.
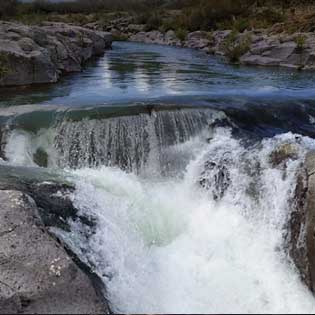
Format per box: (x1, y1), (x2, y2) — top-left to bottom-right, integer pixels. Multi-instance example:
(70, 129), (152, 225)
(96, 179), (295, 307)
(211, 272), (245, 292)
(1, 0), (315, 33)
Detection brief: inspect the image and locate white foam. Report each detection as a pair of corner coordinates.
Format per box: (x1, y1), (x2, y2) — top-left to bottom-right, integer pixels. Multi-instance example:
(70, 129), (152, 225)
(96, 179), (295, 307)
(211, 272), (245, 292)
(66, 130), (315, 314)
(5, 128), (57, 167)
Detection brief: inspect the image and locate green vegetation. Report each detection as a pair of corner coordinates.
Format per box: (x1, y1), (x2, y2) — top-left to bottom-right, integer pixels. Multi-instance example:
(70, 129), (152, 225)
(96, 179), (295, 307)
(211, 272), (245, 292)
(222, 31), (251, 63)
(112, 32), (129, 41)
(0, 53), (9, 79)
(175, 28), (187, 42)
(295, 34), (307, 52)
(1, 0), (315, 34)
(144, 13), (163, 31)
(0, 0), (18, 19)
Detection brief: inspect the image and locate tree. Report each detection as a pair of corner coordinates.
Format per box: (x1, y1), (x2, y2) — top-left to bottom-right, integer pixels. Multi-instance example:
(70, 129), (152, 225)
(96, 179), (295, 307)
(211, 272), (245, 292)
(0, 0), (18, 18)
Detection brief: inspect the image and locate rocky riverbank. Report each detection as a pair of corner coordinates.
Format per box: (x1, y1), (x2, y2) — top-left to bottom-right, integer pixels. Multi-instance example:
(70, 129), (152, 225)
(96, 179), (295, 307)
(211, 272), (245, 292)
(0, 166), (111, 314)
(0, 21), (112, 87)
(94, 17), (315, 70)
(130, 29), (315, 70)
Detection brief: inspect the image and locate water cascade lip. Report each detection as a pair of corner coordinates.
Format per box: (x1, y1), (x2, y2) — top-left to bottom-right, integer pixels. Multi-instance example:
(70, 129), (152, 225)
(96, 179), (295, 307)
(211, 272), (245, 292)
(2, 104), (228, 172)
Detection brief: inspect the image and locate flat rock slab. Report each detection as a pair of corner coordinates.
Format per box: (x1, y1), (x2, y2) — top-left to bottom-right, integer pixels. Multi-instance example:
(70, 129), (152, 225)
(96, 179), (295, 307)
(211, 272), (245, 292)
(0, 190), (109, 314)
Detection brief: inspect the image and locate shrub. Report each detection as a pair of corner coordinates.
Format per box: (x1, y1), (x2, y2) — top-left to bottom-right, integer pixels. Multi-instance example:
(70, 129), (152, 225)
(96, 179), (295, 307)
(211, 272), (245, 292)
(0, 54), (9, 79)
(254, 7), (285, 25)
(0, 0), (18, 18)
(232, 18), (250, 33)
(159, 18), (176, 33)
(144, 13), (163, 31)
(295, 34), (307, 53)
(222, 31), (251, 63)
(112, 33), (129, 41)
(175, 28), (187, 42)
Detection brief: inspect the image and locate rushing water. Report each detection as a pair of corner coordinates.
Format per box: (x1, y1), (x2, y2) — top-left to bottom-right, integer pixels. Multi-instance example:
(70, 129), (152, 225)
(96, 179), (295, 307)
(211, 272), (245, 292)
(1, 42), (315, 313)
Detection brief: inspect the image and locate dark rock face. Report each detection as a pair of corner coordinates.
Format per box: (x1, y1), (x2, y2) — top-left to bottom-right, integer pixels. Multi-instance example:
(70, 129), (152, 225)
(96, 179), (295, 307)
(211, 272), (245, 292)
(0, 190), (110, 314)
(289, 150), (315, 292)
(0, 21), (112, 87)
(199, 159), (231, 201)
(0, 165), (80, 231)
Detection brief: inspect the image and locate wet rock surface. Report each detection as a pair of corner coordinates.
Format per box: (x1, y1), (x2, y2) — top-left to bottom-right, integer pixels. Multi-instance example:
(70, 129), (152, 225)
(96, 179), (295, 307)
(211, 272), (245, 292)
(0, 189), (110, 314)
(199, 159), (231, 201)
(0, 165), (80, 231)
(0, 21), (112, 87)
(289, 150), (315, 292)
(270, 143), (299, 167)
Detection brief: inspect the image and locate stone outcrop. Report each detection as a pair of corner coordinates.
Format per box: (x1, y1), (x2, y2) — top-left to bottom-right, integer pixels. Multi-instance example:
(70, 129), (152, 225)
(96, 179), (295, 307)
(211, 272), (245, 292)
(130, 30), (182, 46)
(289, 150), (315, 292)
(0, 21), (112, 87)
(0, 189), (110, 314)
(0, 164), (109, 313)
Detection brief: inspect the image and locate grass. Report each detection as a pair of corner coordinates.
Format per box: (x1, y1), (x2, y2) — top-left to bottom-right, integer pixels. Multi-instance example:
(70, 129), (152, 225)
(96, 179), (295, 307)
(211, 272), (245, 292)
(222, 31), (251, 63)
(0, 54), (9, 79)
(295, 34), (307, 52)
(175, 28), (187, 42)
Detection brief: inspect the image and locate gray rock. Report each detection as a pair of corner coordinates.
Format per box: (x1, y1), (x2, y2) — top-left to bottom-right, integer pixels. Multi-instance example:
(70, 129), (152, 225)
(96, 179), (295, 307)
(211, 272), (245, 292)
(0, 190), (110, 314)
(269, 143), (299, 167)
(262, 42), (296, 60)
(289, 150), (315, 292)
(240, 54), (281, 66)
(0, 21), (112, 87)
(164, 30), (181, 46)
(199, 159), (231, 200)
(130, 30), (173, 45)
(185, 31), (212, 50)
(127, 24), (145, 33)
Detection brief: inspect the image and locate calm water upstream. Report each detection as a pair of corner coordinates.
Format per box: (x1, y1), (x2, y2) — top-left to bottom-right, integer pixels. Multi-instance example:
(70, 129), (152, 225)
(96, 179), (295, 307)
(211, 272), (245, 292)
(2, 42), (315, 313)
(1, 41), (315, 107)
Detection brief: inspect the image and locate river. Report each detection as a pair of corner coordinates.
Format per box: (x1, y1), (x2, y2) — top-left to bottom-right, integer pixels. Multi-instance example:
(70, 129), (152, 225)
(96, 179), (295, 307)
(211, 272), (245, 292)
(1, 42), (315, 313)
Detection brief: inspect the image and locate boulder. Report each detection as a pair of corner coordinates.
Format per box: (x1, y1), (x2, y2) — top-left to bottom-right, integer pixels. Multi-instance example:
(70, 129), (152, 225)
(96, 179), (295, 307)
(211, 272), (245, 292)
(185, 31), (212, 50)
(0, 21), (112, 87)
(0, 164), (94, 231)
(164, 30), (181, 46)
(262, 42), (297, 60)
(199, 158), (231, 200)
(269, 143), (299, 167)
(0, 190), (110, 314)
(240, 54), (281, 66)
(289, 150), (315, 292)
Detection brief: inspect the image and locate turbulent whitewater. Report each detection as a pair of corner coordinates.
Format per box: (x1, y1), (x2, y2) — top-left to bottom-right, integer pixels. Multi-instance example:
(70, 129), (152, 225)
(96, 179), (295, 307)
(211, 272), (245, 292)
(3, 104), (315, 313)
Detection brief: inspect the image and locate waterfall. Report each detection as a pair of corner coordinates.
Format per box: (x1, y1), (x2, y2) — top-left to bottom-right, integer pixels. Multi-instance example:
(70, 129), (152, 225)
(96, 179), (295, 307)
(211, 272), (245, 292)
(3, 107), (226, 173)
(53, 126), (315, 314)
(3, 106), (315, 313)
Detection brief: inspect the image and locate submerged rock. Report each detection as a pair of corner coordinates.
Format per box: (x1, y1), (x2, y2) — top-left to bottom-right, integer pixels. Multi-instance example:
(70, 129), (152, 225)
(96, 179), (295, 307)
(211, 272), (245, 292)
(0, 21), (112, 87)
(0, 190), (110, 314)
(199, 159), (231, 201)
